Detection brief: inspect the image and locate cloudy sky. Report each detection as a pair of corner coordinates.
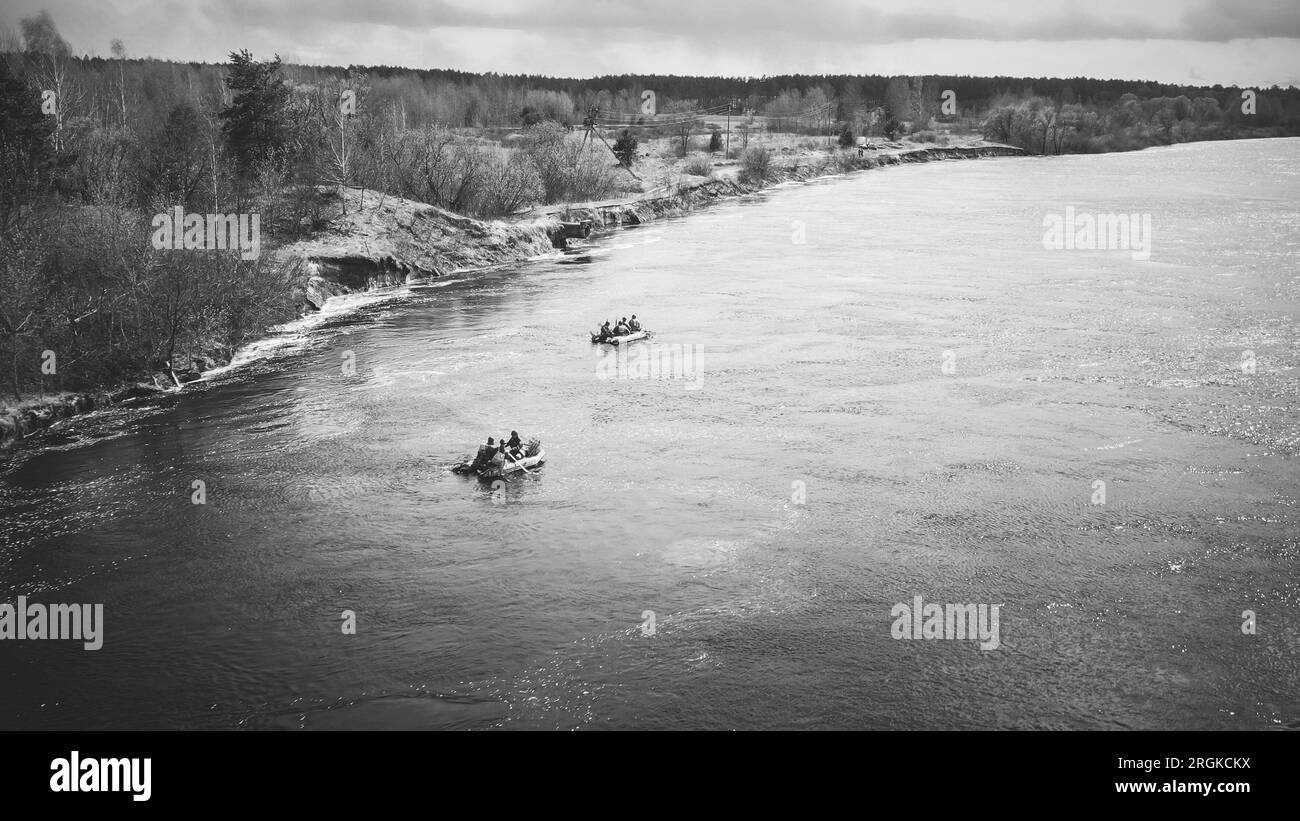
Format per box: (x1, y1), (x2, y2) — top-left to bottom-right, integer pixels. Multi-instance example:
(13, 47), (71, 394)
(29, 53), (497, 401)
(2, 0), (1297, 86)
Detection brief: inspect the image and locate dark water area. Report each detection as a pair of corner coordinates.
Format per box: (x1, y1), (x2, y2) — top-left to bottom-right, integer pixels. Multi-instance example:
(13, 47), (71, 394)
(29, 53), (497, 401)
(1, 138), (1297, 729)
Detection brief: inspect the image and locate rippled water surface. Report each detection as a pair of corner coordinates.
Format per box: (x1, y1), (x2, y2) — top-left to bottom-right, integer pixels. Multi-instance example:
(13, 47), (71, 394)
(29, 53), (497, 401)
(2, 139), (1298, 730)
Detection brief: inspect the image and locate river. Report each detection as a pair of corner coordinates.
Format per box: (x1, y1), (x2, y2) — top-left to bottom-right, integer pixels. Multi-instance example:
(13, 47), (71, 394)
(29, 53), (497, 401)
(2, 138), (1297, 730)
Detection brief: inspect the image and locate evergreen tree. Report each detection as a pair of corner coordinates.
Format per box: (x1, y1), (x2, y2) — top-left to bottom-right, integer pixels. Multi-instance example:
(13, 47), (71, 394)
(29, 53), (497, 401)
(612, 129), (637, 167)
(218, 50), (292, 178)
(0, 57), (56, 231)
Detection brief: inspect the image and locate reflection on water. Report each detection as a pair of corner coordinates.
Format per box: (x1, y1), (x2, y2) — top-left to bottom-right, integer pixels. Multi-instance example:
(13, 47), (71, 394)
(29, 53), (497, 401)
(1, 139), (1298, 730)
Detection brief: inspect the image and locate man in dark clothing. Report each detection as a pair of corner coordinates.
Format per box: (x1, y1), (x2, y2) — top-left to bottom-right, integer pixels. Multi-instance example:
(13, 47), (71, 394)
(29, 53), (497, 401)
(628, 315), (642, 332)
(507, 431), (524, 458)
(470, 437), (496, 471)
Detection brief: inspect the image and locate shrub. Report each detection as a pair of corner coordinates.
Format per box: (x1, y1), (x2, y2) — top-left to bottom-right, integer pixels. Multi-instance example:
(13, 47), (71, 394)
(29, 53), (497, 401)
(519, 122), (620, 204)
(684, 155), (713, 176)
(613, 129), (638, 167)
(709, 128), (723, 152)
(377, 127), (545, 217)
(838, 128), (854, 148)
(836, 150), (870, 172)
(739, 146), (772, 183)
(481, 151), (545, 215)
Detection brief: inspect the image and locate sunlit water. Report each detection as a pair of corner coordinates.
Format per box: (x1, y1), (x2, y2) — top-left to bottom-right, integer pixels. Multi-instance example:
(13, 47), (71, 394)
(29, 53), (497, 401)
(2, 139), (1298, 730)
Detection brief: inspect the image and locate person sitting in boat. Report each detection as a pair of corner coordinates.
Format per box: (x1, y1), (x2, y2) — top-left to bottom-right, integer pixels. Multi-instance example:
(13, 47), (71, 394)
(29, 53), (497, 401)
(506, 431), (524, 458)
(500, 435), (524, 463)
(627, 315), (642, 332)
(614, 318), (631, 336)
(597, 319), (613, 341)
(469, 437), (497, 471)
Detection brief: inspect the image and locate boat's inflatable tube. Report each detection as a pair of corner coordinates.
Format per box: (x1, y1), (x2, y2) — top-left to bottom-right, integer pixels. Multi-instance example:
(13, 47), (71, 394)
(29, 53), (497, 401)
(454, 449), (547, 480)
(590, 330), (649, 345)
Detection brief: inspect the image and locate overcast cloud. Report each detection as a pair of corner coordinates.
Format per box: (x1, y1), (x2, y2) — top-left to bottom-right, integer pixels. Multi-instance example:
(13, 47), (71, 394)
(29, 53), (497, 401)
(1, 0), (1296, 86)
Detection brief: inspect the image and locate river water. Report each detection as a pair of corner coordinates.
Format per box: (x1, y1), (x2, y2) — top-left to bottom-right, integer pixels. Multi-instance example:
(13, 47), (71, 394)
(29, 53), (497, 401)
(2, 139), (1297, 730)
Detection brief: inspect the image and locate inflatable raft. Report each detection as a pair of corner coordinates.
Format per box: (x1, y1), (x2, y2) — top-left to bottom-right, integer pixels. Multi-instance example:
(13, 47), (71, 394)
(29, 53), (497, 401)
(590, 330), (649, 345)
(453, 449), (546, 480)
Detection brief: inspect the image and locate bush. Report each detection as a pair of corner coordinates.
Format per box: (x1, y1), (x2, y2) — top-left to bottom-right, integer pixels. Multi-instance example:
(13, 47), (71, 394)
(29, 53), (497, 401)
(684, 155), (713, 176)
(519, 122), (619, 204)
(838, 128), (855, 148)
(520, 106), (544, 127)
(613, 129), (638, 167)
(709, 128), (723, 152)
(481, 151), (545, 215)
(377, 127), (544, 217)
(739, 146), (772, 183)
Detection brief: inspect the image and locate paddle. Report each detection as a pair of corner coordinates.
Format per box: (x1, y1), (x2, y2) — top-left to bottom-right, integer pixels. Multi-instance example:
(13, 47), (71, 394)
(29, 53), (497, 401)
(504, 451), (531, 474)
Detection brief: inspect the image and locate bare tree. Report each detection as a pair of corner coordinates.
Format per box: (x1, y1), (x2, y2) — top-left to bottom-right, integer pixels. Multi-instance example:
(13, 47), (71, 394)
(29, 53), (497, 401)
(110, 38), (127, 128)
(22, 11), (81, 152)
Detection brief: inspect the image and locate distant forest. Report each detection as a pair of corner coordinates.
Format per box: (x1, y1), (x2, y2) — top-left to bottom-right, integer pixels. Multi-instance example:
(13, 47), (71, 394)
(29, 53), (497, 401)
(16, 48), (1300, 133)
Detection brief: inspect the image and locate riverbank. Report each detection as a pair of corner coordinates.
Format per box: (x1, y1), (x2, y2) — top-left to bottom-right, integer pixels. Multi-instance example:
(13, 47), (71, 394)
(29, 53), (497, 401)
(1, 141), (1023, 451)
(543, 142), (1025, 228)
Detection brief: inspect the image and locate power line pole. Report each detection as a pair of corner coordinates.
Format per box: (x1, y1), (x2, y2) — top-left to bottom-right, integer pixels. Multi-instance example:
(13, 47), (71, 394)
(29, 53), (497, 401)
(726, 99), (733, 157)
(583, 105), (641, 181)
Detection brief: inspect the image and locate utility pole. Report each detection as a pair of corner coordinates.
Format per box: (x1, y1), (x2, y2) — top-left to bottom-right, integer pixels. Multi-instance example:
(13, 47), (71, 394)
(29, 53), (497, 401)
(583, 104), (641, 181)
(726, 98), (734, 158)
(581, 105), (596, 148)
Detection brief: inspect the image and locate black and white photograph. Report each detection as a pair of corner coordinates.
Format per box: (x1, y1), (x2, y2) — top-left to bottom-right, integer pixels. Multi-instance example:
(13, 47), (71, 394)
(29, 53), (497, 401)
(0, 0), (1296, 784)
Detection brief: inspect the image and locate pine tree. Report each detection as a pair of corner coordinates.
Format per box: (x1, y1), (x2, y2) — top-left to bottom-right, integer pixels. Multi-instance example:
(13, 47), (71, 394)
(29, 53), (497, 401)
(613, 129), (638, 168)
(0, 57), (56, 231)
(218, 50), (292, 179)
